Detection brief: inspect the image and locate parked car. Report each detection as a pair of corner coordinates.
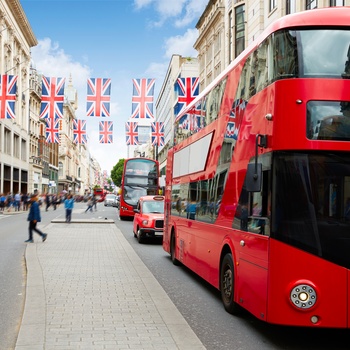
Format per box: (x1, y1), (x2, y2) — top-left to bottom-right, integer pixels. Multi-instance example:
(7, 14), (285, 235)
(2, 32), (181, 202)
(104, 194), (117, 207)
(133, 195), (164, 243)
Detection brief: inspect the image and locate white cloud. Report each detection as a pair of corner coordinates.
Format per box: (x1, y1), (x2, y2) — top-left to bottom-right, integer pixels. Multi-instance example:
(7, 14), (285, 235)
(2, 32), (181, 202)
(134, 0), (207, 28)
(164, 28), (199, 59)
(175, 0), (208, 27)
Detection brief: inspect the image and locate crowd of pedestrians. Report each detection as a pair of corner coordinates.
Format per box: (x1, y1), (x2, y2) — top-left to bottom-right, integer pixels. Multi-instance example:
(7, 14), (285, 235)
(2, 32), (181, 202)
(0, 192), (100, 215)
(0, 192), (70, 213)
(0, 192), (31, 212)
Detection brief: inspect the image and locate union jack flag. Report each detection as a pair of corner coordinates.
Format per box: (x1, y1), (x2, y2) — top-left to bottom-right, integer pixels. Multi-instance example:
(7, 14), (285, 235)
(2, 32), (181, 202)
(0, 74), (17, 119)
(177, 113), (202, 132)
(86, 78), (111, 117)
(45, 117), (60, 143)
(99, 121), (113, 144)
(131, 78), (155, 119)
(175, 102), (203, 132)
(125, 121), (139, 145)
(225, 121), (238, 140)
(174, 77), (199, 116)
(40, 77), (65, 120)
(231, 98), (247, 122)
(151, 122), (164, 146)
(73, 119), (87, 144)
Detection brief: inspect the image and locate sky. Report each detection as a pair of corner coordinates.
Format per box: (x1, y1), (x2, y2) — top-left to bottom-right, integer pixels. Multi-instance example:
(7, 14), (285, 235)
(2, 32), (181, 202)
(20, 0), (208, 175)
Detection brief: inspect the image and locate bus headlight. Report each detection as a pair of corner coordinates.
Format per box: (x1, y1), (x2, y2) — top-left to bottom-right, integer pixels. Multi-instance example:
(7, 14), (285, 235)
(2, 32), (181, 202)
(290, 284), (317, 309)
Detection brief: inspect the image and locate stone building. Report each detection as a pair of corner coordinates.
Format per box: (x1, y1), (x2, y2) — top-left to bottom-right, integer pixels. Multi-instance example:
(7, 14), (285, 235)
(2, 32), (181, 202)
(0, 0), (37, 195)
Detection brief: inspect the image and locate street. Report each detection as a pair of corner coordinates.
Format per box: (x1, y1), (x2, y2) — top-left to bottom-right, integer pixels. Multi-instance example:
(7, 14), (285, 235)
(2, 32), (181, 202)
(1, 203), (349, 349)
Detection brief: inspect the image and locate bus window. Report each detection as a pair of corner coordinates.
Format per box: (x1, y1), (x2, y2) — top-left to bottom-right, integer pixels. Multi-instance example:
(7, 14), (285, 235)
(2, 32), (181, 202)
(256, 39), (269, 92)
(272, 30), (298, 80)
(233, 154), (272, 235)
(271, 151), (350, 268)
(236, 56), (252, 101)
(307, 101), (350, 141)
(204, 78), (227, 125)
(299, 29), (350, 78)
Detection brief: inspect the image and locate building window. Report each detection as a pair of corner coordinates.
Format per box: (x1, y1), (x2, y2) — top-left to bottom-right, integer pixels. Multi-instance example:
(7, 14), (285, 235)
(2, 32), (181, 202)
(4, 128), (11, 155)
(306, 0), (317, 9)
(269, 0), (277, 12)
(59, 162), (63, 177)
(21, 139), (26, 161)
(286, 0), (296, 14)
(235, 5), (245, 58)
(14, 134), (19, 158)
(330, 0), (344, 5)
(228, 10), (233, 63)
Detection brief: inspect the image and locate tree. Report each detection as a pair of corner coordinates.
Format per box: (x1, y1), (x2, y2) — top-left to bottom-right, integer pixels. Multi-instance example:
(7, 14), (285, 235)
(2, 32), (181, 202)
(110, 158), (125, 187)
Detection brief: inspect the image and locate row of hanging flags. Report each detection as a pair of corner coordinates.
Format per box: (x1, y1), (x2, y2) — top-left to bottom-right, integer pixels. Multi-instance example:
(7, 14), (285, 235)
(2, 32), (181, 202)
(0, 73), (202, 146)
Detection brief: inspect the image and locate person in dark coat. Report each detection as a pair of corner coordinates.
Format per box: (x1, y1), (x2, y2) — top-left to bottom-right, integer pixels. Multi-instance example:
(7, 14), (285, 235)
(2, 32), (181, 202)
(45, 193), (51, 211)
(25, 194), (47, 243)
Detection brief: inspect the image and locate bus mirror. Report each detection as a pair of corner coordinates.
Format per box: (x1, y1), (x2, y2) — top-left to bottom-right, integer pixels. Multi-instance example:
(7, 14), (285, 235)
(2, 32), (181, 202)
(134, 208), (140, 213)
(246, 163), (262, 192)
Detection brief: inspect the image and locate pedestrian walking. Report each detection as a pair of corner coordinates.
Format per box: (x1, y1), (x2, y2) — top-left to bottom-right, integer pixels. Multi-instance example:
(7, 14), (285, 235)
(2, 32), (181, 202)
(45, 193), (51, 211)
(0, 193), (6, 212)
(6, 192), (13, 212)
(21, 193), (29, 211)
(92, 194), (97, 211)
(25, 194), (47, 243)
(64, 194), (74, 222)
(52, 194), (57, 210)
(14, 192), (21, 211)
(85, 197), (93, 213)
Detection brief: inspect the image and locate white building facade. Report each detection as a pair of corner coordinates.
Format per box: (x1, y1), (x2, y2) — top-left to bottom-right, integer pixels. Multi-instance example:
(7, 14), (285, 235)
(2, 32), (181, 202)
(0, 0), (37, 195)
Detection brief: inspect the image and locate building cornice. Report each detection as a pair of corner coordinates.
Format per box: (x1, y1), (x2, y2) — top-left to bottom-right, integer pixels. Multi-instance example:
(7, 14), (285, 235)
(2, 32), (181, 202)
(5, 0), (37, 47)
(194, 5), (224, 50)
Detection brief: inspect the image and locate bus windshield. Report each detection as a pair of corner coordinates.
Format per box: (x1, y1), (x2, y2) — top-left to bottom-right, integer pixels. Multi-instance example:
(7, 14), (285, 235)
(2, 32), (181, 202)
(298, 29), (350, 78)
(272, 28), (350, 79)
(272, 151), (350, 269)
(123, 186), (148, 207)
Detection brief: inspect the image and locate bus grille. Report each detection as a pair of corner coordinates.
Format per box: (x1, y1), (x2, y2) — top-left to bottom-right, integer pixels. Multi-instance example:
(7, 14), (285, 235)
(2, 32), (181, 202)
(155, 220), (164, 229)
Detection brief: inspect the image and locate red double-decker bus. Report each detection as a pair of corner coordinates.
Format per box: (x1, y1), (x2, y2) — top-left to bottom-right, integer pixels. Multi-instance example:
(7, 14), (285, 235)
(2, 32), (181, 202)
(93, 187), (106, 202)
(119, 157), (159, 220)
(163, 7), (350, 328)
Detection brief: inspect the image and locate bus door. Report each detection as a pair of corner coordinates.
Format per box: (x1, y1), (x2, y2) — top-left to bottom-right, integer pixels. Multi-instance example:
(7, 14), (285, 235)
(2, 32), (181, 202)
(233, 157), (271, 320)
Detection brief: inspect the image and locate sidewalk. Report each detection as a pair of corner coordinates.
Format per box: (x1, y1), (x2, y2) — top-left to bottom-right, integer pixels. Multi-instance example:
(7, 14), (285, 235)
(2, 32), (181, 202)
(15, 208), (205, 350)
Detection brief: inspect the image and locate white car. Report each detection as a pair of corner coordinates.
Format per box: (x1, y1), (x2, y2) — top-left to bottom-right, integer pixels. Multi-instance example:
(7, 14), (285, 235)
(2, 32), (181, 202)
(104, 194), (117, 207)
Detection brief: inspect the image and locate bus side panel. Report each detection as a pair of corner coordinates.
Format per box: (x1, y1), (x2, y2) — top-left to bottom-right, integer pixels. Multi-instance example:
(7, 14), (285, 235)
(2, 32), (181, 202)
(268, 239), (348, 327)
(119, 202), (135, 218)
(234, 231), (269, 321)
(181, 221), (224, 287)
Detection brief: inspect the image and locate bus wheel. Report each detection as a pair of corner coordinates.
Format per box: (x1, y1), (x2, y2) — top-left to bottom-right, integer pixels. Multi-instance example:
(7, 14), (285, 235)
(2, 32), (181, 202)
(170, 233), (180, 266)
(137, 229), (144, 244)
(220, 253), (239, 315)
